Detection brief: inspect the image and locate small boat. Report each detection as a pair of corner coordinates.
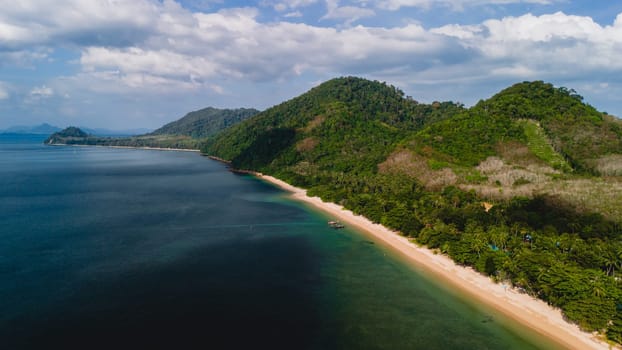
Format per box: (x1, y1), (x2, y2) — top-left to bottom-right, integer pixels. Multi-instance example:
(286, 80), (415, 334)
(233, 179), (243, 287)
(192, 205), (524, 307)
(328, 220), (345, 229)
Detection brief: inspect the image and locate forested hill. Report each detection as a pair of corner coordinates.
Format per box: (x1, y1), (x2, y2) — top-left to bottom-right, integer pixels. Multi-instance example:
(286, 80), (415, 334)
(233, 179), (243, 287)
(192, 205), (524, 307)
(203, 76), (622, 343)
(204, 77), (464, 172)
(45, 107), (259, 150)
(150, 107), (259, 138)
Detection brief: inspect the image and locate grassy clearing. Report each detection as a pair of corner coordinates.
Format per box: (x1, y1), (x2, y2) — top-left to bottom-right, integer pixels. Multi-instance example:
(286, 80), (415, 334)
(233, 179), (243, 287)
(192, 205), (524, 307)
(519, 120), (572, 172)
(591, 154), (622, 176)
(459, 155), (622, 221)
(547, 177), (622, 222)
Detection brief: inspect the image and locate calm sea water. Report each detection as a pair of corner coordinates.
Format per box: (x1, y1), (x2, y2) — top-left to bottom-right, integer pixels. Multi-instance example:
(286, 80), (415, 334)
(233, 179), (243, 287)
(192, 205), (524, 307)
(0, 134), (561, 349)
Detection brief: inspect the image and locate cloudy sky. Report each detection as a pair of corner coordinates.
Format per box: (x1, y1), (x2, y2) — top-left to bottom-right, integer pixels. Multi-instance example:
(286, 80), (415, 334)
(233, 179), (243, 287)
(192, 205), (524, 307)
(1, 0), (621, 130)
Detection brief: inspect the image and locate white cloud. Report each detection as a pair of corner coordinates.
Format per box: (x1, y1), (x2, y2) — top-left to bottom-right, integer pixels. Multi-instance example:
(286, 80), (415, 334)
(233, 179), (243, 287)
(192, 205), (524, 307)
(38, 4), (619, 106)
(66, 6), (459, 90)
(269, 0), (318, 11)
(284, 11), (304, 18)
(322, 0), (376, 24)
(0, 49), (50, 68)
(0, 0), (159, 49)
(3, 0), (622, 117)
(29, 85), (54, 98)
(24, 85), (54, 104)
(81, 47), (218, 81)
(434, 11), (622, 75)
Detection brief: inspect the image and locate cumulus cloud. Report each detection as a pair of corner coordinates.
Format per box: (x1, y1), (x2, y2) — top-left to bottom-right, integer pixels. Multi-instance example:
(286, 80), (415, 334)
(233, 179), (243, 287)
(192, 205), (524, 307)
(3, 0), (622, 116)
(66, 6), (465, 90)
(433, 12), (622, 78)
(0, 0), (159, 50)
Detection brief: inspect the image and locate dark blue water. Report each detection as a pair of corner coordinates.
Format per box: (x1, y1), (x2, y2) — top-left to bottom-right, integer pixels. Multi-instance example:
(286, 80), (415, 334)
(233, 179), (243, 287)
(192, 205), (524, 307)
(0, 134), (560, 349)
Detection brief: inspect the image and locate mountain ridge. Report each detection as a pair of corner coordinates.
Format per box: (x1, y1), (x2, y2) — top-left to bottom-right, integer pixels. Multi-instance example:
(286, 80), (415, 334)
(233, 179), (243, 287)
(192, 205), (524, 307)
(45, 107), (259, 149)
(201, 76), (622, 342)
(2, 123), (61, 134)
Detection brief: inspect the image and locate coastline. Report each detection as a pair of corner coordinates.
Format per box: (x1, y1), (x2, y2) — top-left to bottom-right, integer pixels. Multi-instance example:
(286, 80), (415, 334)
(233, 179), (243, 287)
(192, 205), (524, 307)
(257, 173), (611, 350)
(47, 143), (200, 152)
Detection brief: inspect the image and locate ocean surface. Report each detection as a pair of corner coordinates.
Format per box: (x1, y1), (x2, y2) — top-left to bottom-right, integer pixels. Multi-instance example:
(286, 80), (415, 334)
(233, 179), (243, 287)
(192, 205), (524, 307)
(0, 134), (562, 349)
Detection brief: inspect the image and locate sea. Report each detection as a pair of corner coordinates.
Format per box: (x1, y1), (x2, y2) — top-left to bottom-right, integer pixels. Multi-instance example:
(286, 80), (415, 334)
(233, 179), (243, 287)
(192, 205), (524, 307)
(0, 134), (563, 349)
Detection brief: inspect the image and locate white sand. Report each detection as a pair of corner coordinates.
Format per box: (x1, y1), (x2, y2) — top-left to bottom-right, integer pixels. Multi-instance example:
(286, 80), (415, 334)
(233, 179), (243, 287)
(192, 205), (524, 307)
(259, 174), (612, 350)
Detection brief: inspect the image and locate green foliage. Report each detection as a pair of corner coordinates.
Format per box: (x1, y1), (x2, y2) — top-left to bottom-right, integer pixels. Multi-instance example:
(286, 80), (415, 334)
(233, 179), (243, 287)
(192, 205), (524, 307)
(200, 76), (622, 341)
(412, 110), (524, 166)
(519, 119), (572, 171)
(44, 108), (257, 150)
(476, 81), (622, 172)
(204, 76), (464, 173)
(45, 127), (204, 150)
(150, 107), (259, 138)
(231, 128), (297, 169)
(45, 126), (88, 143)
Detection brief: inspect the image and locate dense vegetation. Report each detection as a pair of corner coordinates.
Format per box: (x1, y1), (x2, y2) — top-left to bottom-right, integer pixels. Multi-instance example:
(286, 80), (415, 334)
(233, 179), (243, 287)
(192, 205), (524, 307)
(205, 77), (464, 172)
(46, 128), (203, 149)
(475, 81), (622, 172)
(150, 107), (259, 138)
(203, 77), (622, 343)
(45, 107), (258, 150)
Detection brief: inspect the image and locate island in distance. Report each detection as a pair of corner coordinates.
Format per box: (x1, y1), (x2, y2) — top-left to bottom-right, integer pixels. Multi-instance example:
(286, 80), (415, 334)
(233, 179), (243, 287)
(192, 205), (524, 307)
(45, 107), (259, 150)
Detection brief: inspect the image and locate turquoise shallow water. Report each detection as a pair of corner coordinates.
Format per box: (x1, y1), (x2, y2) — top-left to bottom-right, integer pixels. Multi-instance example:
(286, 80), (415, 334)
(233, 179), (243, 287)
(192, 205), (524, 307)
(0, 134), (561, 349)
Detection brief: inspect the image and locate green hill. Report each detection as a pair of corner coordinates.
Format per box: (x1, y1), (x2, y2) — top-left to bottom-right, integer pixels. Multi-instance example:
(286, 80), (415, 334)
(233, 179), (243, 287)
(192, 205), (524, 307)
(205, 77), (463, 177)
(45, 126), (88, 144)
(475, 81), (622, 172)
(45, 107), (259, 150)
(407, 81), (621, 170)
(203, 77), (622, 341)
(150, 107), (259, 138)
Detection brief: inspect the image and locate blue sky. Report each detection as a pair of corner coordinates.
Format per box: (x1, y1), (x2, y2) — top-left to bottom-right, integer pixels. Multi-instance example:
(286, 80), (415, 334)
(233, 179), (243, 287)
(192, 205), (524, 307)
(1, 0), (622, 129)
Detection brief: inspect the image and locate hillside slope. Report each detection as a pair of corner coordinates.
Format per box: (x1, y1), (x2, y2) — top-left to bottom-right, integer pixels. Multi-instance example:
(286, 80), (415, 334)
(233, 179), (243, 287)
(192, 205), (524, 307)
(205, 77), (463, 179)
(151, 107), (259, 138)
(45, 107), (258, 150)
(203, 77), (622, 341)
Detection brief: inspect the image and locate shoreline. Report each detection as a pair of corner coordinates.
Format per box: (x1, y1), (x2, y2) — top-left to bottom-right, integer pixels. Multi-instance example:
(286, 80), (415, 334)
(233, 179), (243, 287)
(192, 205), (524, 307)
(256, 173), (611, 350)
(47, 143), (200, 152)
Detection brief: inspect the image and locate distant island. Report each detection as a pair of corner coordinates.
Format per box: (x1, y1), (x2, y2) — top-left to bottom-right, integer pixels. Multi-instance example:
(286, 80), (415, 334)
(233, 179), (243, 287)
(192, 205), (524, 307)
(201, 77), (622, 346)
(1, 122), (154, 136)
(45, 107), (259, 150)
(2, 123), (61, 134)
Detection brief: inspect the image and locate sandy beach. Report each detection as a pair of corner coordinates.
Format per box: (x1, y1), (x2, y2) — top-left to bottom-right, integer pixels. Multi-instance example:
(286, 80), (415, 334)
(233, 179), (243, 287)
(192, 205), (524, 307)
(258, 174), (612, 350)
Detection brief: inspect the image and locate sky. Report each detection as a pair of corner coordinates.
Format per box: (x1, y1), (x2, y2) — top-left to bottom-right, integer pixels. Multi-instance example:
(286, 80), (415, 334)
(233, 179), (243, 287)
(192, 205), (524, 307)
(1, 0), (622, 130)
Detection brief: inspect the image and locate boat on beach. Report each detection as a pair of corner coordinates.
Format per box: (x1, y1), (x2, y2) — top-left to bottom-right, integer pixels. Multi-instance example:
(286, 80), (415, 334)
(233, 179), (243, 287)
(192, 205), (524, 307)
(328, 220), (345, 229)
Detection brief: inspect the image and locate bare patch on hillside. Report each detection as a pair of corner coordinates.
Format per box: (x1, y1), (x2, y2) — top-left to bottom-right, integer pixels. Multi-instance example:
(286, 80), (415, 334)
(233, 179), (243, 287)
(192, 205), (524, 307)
(379, 150), (457, 190)
(464, 156), (622, 221)
(462, 156), (560, 200)
(547, 178), (622, 221)
(303, 115), (325, 132)
(590, 154), (622, 176)
(496, 141), (546, 167)
(296, 137), (319, 153)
